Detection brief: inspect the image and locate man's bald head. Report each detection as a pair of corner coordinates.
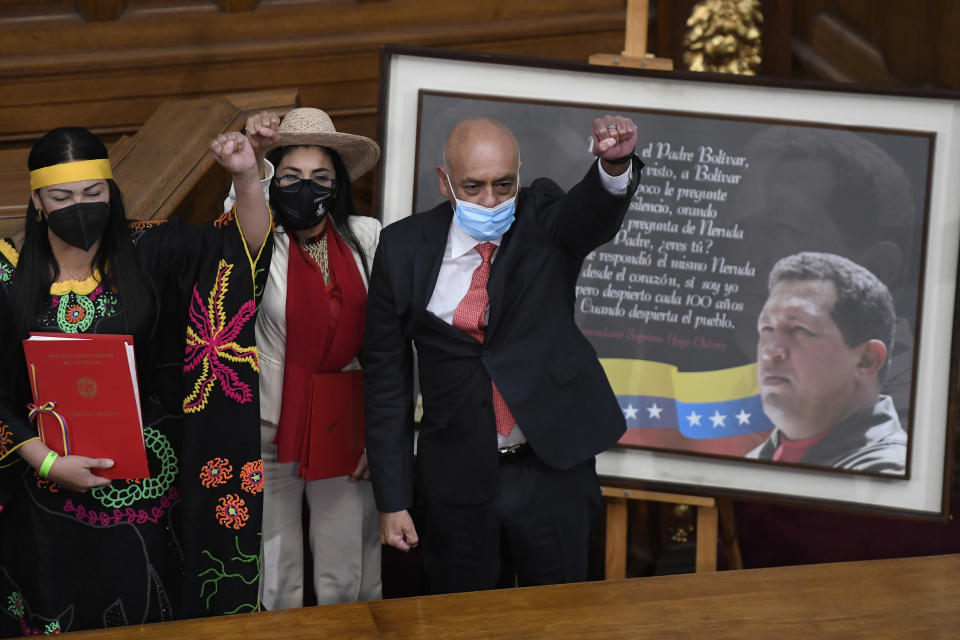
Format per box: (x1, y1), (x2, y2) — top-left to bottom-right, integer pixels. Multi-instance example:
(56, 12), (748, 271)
(443, 118), (519, 172)
(438, 118), (521, 209)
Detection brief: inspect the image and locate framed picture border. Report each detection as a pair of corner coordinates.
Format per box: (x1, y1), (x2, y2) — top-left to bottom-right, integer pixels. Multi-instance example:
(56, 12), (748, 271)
(375, 44), (960, 519)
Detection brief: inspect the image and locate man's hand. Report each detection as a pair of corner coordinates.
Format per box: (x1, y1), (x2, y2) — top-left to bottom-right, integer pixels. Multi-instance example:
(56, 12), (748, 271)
(379, 509), (419, 551)
(348, 451), (370, 483)
(244, 110), (281, 166)
(209, 131), (258, 178)
(46, 455), (113, 492)
(592, 115), (638, 175)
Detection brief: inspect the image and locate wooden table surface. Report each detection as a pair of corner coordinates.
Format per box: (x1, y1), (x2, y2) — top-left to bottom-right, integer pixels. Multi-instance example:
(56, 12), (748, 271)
(69, 554), (959, 639)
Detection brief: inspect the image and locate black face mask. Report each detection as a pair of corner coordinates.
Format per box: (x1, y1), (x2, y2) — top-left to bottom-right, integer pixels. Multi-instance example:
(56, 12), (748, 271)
(269, 179), (334, 231)
(44, 201), (111, 251)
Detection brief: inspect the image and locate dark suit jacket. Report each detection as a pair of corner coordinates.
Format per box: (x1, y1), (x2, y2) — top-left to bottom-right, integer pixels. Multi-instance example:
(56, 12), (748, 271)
(363, 160), (642, 512)
(746, 394), (907, 474)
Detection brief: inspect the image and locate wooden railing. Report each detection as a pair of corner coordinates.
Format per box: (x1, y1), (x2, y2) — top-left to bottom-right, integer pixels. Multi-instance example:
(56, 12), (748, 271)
(63, 555), (960, 640)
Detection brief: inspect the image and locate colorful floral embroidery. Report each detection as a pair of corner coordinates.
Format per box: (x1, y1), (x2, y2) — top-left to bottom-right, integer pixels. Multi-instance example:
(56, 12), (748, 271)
(58, 294), (94, 332)
(0, 238), (18, 271)
(92, 427), (177, 508)
(48, 269), (102, 297)
(0, 421), (12, 457)
(7, 591), (24, 618)
(214, 209), (234, 228)
(64, 303), (85, 323)
(128, 220), (165, 231)
(64, 486), (180, 526)
(252, 266), (266, 302)
(0, 260), (12, 284)
(199, 535), (261, 613)
(96, 287), (120, 317)
(34, 473), (60, 493)
(183, 260), (259, 413)
(200, 457), (233, 488)
(127, 220), (166, 245)
(39, 279), (121, 334)
(240, 459), (263, 495)
(215, 494), (249, 530)
(6, 564), (67, 634)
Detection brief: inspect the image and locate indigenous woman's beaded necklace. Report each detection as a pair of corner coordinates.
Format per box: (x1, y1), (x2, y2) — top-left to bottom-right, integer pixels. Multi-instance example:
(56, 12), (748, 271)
(301, 233), (330, 285)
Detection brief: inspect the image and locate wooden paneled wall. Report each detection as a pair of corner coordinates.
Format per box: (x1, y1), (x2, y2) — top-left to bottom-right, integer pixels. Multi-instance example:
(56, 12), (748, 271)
(0, 0), (628, 228)
(654, 0), (959, 89)
(3, 0), (954, 228)
(786, 0), (958, 88)
(0, 90), (299, 238)
(0, 0), (627, 142)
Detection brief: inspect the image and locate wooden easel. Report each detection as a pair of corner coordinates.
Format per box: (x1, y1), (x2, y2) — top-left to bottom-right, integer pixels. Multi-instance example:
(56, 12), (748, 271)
(602, 486), (742, 577)
(591, 0), (742, 579)
(589, 0), (674, 71)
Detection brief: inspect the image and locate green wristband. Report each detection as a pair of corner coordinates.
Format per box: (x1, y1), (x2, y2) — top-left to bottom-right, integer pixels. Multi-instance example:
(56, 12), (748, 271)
(38, 450), (59, 479)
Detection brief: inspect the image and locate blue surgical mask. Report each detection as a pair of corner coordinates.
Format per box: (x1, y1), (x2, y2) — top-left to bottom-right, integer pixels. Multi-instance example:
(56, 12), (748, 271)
(446, 172), (518, 241)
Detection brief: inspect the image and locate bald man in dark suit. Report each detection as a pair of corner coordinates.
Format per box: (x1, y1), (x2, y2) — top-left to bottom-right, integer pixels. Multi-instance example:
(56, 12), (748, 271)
(364, 115), (642, 593)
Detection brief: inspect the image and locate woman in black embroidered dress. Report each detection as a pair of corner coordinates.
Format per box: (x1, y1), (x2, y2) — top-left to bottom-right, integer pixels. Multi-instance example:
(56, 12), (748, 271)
(0, 126), (269, 635)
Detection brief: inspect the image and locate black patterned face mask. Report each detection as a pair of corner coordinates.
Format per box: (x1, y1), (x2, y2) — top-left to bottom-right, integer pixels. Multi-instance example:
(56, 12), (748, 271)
(44, 202), (110, 251)
(269, 179), (334, 231)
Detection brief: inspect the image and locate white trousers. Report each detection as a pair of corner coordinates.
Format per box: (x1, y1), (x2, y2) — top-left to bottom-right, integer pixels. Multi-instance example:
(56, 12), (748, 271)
(259, 422), (381, 609)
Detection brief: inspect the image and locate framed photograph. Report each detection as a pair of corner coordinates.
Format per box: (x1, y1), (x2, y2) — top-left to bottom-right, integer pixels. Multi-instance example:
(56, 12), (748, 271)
(376, 45), (960, 518)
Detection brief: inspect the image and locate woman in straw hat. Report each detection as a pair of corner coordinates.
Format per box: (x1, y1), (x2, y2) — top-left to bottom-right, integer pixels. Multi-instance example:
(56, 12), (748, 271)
(225, 107), (382, 608)
(0, 125), (270, 633)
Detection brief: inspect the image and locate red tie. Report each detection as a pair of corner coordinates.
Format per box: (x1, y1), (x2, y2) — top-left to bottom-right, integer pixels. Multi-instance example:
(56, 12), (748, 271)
(452, 242), (515, 436)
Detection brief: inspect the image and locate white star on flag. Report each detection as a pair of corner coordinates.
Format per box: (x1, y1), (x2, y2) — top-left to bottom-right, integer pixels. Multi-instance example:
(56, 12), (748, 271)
(623, 404), (639, 420)
(710, 410), (727, 428)
(686, 410), (702, 427)
(736, 409), (751, 425)
(647, 403), (663, 419)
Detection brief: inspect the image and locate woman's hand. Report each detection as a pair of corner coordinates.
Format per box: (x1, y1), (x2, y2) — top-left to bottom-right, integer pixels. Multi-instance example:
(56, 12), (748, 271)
(349, 451), (370, 483)
(18, 439), (110, 492)
(244, 110), (281, 163)
(209, 131), (258, 178)
(213, 129), (271, 250)
(45, 455), (113, 492)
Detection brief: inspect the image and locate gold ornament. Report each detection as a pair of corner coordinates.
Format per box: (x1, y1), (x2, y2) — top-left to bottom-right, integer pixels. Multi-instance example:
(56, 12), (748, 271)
(302, 234), (330, 285)
(669, 503), (696, 544)
(683, 0), (763, 75)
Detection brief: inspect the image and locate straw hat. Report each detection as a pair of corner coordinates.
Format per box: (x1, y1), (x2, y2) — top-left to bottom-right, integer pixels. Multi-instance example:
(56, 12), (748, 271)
(265, 107), (380, 181)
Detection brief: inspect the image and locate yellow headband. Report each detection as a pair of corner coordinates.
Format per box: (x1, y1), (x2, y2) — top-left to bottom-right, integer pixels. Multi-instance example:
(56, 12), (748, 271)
(29, 158), (114, 191)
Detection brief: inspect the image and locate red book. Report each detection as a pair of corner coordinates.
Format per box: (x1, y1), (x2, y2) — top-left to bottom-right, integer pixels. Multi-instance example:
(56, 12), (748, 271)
(299, 370), (365, 481)
(22, 333), (149, 479)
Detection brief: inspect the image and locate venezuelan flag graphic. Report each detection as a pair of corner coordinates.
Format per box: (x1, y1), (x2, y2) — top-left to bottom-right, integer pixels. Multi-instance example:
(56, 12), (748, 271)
(601, 359), (774, 456)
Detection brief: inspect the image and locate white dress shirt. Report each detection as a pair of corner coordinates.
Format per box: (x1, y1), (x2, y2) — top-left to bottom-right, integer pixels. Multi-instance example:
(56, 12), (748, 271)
(426, 158), (633, 448)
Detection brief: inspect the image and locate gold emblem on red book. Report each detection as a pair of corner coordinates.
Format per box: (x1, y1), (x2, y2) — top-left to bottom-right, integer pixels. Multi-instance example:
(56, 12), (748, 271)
(77, 377), (98, 398)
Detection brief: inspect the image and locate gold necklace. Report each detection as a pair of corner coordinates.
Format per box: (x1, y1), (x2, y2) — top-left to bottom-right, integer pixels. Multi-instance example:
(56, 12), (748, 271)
(56, 260), (93, 283)
(301, 234), (330, 285)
